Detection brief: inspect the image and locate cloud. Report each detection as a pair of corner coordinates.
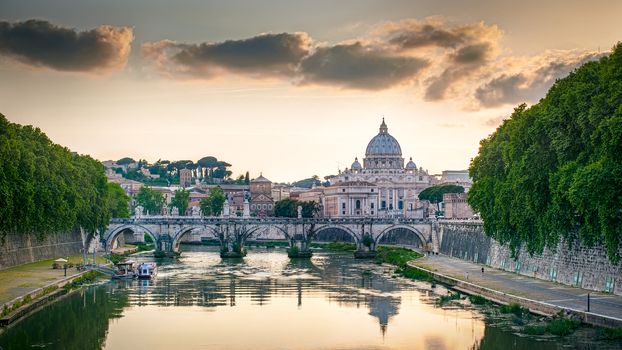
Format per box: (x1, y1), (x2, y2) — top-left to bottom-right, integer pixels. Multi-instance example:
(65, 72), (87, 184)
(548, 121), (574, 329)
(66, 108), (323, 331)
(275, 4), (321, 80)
(384, 19), (502, 50)
(298, 42), (429, 90)
(0, 19), (133, 73)
(142, 32), (311, 79)
(475, 51), (606, 107)
(425, 42), (497, 101)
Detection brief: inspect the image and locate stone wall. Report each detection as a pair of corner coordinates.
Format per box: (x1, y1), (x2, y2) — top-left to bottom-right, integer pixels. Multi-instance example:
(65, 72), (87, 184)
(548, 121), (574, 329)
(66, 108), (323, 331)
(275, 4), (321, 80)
(438, 222), (622, 296)
(0, 231), (85, 270)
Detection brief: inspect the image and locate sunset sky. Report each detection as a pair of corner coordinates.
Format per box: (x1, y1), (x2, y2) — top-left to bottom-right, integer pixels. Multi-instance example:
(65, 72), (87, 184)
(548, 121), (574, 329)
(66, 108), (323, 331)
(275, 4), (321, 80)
(1, 0), (621, 182)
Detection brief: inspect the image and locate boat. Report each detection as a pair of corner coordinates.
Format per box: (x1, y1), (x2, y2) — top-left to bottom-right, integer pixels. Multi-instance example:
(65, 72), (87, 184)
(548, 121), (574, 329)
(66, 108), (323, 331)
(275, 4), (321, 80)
(137, 262), (157, 279)
(112, 260), (137, 279)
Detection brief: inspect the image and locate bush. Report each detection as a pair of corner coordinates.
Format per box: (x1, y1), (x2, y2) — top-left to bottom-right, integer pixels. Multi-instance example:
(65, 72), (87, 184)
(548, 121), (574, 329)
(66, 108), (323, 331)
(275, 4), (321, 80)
(546, 318), (580, 336)
(63, 271), (102, 290)
(499, 303), (526, 316)
(438, 292), (461, 306)
(468, 294), (488, 305)
(313, 242), (357, 251)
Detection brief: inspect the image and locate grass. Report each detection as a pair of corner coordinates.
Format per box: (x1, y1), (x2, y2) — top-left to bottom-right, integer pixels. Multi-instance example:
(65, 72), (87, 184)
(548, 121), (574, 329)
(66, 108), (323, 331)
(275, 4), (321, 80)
(602, 327), (622, 340)
(524, 324), (547, 335)
(546, 318), (580, 336)
(375, 246), (423, 266)
(1, 284), (61, 318)
(63, 271), (102, 291)
(135, 243), (154, 252)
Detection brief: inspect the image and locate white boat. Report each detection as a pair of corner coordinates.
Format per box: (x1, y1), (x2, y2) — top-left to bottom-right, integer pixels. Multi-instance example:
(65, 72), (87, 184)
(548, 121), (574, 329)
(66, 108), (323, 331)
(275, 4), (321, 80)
(112, 260), (137, 279)
(137, 262), (157, 279)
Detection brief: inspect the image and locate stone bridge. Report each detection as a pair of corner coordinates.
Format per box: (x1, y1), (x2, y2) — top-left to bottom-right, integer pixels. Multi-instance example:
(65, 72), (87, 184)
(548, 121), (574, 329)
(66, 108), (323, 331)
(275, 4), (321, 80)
(102, 216), (443, 258)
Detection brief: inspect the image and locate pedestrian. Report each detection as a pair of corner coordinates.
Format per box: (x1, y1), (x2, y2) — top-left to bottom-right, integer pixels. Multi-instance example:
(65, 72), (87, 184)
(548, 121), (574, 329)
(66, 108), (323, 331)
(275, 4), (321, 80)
(481, 267), (484, 275)
(465, 272), (469, 280)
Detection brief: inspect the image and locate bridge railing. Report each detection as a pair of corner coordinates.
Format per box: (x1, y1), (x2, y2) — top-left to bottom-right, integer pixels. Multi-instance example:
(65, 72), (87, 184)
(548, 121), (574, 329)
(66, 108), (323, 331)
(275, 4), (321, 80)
(109, 216), (481, 225)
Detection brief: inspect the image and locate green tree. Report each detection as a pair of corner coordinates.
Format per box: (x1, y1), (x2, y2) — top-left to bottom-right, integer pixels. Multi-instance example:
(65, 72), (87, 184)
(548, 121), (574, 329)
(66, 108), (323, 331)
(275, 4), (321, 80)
(244, 171), (250, 184)
(468, 43), (622, 263)
(116, 157), (135, 165)
(200, 197), (212, 216)
(274, 198), (318, 218)
(171, 188), (190, 215)
(206, 187), (225, 216)
(135, 186), (164, 215)
(418, 185), (465, 215)
(106, 183), (130, 218)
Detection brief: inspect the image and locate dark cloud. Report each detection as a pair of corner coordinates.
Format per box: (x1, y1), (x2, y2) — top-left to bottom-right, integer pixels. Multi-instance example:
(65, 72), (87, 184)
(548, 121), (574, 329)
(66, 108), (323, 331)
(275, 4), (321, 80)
(298, 42), (429, 90)
(475, 52), (606, 107)
(0, 19), (133, 72)
(425, 42), (495, 101)
(385, 20), (501, 50)
(142, 33), (311, 78)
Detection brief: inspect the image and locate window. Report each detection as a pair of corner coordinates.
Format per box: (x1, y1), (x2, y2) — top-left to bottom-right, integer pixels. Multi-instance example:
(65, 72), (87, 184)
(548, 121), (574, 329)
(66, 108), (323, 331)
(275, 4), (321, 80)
(251, 204), (256, 210)
(342, 189), (346, 192)
(342, 203), (346, 209)
(355, 200), (361, 210)
(342, 211), (346, 215)
(371, 203), (374, 209)
(381, 201), (386, 209)
(268, 204), (273, 210)
(419, 176), (423, 181)
(371, 189), (374, 192)
(371, 211), (374, 215)
(398, 201), (403, 210)
(389, 203), (393, 210)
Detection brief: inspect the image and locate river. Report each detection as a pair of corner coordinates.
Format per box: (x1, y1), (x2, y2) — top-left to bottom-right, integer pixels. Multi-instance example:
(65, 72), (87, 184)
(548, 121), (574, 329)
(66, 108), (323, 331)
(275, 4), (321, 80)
(0, 246), (617, 349)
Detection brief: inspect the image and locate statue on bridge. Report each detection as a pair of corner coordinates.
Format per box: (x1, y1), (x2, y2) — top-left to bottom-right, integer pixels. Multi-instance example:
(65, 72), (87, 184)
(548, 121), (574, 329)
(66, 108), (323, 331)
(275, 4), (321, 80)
(191, 206), (201, 217)
(171, 206), (179, 216)
(134, 206), (144, 219)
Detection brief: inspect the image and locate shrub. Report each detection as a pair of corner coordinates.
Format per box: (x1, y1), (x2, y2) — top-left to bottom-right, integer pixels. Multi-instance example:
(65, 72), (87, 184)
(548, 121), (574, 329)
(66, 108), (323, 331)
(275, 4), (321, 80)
(546, 318), (580, 336)
(438, 292), (461, 306)
(499, 303), (525, 316)
(468, 294), (488, 305)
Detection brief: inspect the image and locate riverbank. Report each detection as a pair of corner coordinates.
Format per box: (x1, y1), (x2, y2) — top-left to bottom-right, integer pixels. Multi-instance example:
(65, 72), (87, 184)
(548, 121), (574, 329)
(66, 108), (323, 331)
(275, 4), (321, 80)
(407, 254), (622, 329)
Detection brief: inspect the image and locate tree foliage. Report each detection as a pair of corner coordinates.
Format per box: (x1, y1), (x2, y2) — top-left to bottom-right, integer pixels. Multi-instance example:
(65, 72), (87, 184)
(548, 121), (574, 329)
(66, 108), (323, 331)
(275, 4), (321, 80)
(171, 188), (190, 215)
(200, 187), (225, 216)
(116, 157), (135, 165)
(468, 43), (622, 263)
(135, 186), (164, 215)
(274, 198), (319, 218)
(106, 183), (130, 218)
(418, 185), (465, 203)
(0, 114), (111, 239)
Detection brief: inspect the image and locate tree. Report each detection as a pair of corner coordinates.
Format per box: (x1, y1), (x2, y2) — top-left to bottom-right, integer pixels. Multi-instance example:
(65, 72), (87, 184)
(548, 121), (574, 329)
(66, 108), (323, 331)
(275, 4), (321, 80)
(200, 197), (212, 216)
(468, 43), (622, 263)
(418, 185), (464, 215)
(0, 114), (111, 240)
(116, 157), (135, 165)
(171, 188), (190, 215)
(107, 183), (130, 218)
(274, 198), (318, 218)
(135, 186), (164, 215)
(244, 171), (250, 184)
(207, 187), (225, 216)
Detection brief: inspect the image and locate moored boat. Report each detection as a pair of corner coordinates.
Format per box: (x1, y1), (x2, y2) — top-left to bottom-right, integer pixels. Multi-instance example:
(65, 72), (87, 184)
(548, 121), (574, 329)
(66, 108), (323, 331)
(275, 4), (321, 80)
(112, 260), (137, 279)
(137, 262), (157, 279)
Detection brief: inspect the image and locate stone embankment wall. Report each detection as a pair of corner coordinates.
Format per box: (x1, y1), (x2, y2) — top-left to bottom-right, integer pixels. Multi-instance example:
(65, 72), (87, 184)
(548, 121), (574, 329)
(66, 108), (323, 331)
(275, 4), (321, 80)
(438, 221), (622, 296)
(0, 231), (84, 270)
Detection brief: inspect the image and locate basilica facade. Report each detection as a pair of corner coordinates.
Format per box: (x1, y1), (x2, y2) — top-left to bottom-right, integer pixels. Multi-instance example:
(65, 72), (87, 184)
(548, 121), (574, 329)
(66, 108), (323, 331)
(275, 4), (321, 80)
(324, 119), (433, 218)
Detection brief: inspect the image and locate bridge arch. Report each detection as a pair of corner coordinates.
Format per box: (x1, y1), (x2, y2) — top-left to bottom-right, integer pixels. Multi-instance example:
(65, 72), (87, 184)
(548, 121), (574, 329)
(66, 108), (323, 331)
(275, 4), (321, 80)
(104, 224), (157, 252)
(314, 225), (360, 244)
(375, 225), (427, 248)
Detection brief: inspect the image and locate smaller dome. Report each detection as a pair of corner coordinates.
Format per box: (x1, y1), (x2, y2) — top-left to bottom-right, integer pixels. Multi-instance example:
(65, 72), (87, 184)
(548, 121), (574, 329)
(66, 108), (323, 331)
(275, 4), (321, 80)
(351, 157), (362, 170)
(405, 157), (417, 170)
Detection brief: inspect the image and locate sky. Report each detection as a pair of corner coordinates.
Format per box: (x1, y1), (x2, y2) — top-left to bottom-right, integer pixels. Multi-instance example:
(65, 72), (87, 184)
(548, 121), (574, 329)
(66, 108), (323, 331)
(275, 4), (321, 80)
(1, 0), (621, 182)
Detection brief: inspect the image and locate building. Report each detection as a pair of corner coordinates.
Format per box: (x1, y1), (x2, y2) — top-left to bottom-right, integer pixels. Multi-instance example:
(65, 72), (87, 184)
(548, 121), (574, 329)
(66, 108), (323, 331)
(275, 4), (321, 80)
(250, 174), (274, 217)
(271, 183), (292, 202)
(326, 119), (433, 218)
(438, 170), (472, 191)
(179, 168), (193, 188)
(443, 193), (475, 219)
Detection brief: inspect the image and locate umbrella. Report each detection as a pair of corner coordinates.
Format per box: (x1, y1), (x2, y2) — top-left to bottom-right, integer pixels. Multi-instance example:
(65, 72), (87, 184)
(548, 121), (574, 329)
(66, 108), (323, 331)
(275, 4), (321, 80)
(55, 258), (68, 263)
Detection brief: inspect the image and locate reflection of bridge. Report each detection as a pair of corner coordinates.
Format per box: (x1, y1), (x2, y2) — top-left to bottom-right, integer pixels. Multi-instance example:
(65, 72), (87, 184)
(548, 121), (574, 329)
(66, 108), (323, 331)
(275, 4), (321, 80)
(103, 217), (441, 257)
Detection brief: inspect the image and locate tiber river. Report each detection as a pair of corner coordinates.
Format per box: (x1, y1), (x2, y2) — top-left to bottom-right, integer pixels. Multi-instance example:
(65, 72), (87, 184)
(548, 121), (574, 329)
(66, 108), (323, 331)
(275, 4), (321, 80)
(0, 246), (618, 350)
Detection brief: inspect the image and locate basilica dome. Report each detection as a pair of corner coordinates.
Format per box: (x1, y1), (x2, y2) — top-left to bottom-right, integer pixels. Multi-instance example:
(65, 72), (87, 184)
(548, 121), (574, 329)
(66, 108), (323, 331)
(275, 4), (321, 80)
(365, 118), (402, 156)
(351, 157), (362, 170)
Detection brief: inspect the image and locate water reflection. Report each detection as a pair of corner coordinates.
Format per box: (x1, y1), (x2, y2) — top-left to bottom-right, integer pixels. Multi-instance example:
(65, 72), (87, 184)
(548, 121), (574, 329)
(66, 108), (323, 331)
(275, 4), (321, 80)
(1, 247), (596, 350)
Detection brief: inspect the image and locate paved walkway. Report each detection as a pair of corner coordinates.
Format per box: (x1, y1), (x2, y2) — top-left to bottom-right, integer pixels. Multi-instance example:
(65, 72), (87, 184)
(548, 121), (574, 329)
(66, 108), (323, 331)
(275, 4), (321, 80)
(0, 255), (106, 305)
(410, 254), (622, 321)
